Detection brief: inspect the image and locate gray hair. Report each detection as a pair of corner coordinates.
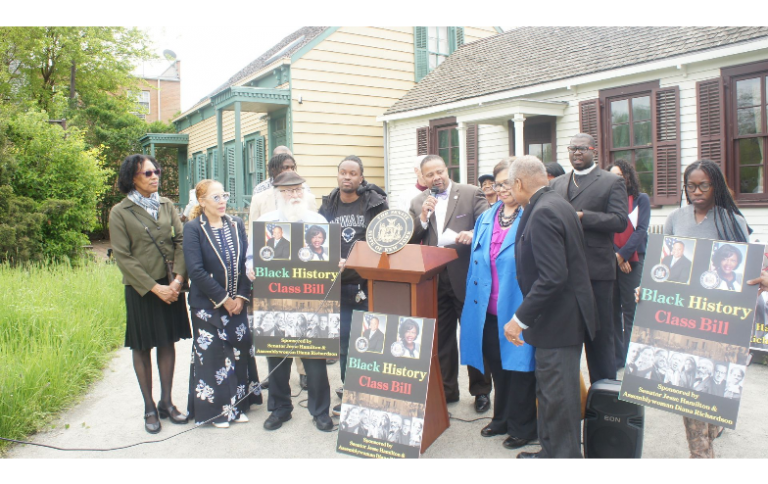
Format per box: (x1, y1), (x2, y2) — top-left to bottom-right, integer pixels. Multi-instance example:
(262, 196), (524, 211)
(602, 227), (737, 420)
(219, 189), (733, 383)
(507, 155), (547, 185)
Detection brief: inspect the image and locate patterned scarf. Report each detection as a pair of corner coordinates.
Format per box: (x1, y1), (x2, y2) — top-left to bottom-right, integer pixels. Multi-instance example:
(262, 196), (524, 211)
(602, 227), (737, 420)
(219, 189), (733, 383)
(127, 190), (160, 220)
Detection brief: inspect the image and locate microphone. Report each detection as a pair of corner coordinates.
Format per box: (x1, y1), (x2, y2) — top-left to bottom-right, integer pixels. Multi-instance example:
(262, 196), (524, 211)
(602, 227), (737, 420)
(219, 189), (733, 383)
(427, 186), (439, 219)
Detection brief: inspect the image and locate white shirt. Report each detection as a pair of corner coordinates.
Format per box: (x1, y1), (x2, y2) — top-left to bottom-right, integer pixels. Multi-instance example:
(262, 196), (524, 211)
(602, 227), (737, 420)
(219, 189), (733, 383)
(572, 163), (599, 176)
(182, 189), (198, 218)
(670, 256), (681, 267)
(420, 181), (452, 234)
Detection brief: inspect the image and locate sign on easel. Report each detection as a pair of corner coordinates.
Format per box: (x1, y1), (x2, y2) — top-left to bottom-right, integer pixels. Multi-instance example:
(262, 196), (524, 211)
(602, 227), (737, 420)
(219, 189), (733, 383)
(336, 310), (436, 458)
(619, 234), (763, 429)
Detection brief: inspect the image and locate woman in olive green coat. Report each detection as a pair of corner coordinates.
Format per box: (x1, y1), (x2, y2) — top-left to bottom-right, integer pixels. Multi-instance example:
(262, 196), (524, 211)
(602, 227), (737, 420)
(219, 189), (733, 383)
(109, 154), (191, 434)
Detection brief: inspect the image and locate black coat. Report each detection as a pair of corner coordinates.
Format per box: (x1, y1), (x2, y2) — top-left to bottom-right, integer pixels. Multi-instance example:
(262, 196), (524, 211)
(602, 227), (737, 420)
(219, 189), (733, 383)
(183, 213), (250, 311)
(514, 188), (597, 349)
(550, 168), (628, 281)
(267, 236), (290, 259)
(662, 254), (692, 283)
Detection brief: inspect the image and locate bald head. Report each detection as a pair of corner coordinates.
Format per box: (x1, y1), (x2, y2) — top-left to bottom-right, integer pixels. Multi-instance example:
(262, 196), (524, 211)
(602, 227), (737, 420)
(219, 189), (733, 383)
(273, 146), (292, 157)
(507, 155), (548, 207)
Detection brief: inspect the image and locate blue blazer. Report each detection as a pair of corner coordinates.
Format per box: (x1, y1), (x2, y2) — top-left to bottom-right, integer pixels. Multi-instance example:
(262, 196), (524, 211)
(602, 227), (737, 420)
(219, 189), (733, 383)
(183, 213), (250, 313)
(460, 202), (535, 373)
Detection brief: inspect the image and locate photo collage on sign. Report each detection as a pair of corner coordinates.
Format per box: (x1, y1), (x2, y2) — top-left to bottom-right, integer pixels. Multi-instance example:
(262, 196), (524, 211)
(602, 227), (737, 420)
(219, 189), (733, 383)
(339, 390), (425, 448)
(626, 327), (747, 399)
(250, 298), (341, 339)
(654, 236), (749, 292)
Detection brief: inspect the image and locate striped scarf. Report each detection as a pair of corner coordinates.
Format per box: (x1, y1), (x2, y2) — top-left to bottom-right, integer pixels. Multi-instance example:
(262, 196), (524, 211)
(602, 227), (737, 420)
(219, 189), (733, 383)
(127, 190), (160, 220)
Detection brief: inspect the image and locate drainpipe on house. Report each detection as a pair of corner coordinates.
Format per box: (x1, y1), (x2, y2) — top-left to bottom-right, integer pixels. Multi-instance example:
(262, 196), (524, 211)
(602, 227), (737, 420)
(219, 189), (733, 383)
(157, 78), (161, 123)
(383, 120), (390, 197)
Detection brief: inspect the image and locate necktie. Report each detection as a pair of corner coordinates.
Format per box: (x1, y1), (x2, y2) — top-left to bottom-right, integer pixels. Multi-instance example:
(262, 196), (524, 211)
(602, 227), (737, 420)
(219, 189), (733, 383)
(435, 191), (449, 200)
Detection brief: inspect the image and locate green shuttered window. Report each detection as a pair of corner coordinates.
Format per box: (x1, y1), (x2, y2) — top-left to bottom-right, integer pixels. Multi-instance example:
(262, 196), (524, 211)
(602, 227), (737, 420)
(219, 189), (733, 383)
(414, 27), (465, 83)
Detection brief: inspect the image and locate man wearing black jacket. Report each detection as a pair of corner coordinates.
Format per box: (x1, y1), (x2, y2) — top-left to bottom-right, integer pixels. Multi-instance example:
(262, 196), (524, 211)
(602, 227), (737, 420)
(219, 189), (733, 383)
(504, 156), (596, 459)
(550, 133), (628, 383)
(319, 155), (388, 415)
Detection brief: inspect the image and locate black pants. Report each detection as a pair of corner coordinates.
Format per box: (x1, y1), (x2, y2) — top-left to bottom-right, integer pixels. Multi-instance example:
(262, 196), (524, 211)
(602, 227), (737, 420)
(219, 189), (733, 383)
(584, 280), (617, 384)
(437, 270), (492, 400)
(482, 313), (537, 440)
(613, 253), (645, 369)
(266, 356), (330, 418)
(535, 344), (583, 458)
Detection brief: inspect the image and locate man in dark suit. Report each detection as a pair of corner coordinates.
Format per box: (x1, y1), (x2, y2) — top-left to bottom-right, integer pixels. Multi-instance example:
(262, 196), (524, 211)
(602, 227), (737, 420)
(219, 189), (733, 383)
(662, 241), (692, 283)
(503, 156), (596, 459)
(408, 154), (493, 412)
(364, 316), (385, 353)
(267, 225), (290, 259)
(550, 133), (628, 383)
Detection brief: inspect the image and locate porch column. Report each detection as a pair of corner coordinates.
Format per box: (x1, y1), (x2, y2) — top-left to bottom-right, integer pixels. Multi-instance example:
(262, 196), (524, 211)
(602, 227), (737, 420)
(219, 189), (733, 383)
(178, 147), (189, 206)
(513, 114), (526, 157)
(150, 143), (155, 158)
(234, 101), (244, 209)
(457, 122), (468, 184)
(216, 108), (224, 183)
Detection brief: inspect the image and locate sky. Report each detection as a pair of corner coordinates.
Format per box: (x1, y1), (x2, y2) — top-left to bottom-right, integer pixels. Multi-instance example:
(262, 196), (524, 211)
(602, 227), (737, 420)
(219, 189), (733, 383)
(142, 26), (305, 113)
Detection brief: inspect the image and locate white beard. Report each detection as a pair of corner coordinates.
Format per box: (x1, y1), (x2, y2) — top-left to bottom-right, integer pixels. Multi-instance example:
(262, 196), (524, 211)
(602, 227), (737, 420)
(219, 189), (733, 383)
(276, 195), (310, 222)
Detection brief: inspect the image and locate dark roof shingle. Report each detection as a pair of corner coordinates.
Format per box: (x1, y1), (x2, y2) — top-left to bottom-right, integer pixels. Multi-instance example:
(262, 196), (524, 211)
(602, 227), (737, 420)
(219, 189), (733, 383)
(385, 27), (768, 115)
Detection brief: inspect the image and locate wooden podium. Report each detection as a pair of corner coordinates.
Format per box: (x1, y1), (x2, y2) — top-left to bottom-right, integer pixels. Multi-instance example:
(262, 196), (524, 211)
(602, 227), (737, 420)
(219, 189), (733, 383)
(346, 242), (457, 454)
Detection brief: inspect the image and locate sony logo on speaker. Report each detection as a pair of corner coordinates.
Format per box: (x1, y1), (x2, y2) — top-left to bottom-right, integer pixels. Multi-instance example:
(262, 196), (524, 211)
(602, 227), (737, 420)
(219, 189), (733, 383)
(603, 415), (621, 423)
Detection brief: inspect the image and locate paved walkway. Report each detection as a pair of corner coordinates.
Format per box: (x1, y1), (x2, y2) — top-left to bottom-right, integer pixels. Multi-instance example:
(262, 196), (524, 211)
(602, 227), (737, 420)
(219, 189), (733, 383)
(6, 336), (768, 459)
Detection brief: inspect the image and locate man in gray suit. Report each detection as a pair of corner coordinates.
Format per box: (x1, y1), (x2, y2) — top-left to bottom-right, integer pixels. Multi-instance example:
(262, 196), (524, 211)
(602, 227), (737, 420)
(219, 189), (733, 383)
(550, 133), (628, 383)
(408, 155), (493, 412)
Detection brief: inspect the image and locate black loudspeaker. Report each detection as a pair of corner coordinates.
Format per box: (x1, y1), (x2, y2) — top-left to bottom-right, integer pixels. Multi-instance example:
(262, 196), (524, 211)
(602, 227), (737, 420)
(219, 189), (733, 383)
(583, 379), (644, 458)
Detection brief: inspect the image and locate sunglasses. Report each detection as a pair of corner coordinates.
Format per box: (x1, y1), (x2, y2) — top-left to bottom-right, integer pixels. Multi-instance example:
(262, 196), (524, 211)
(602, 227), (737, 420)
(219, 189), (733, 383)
(139, 169), (161, 177)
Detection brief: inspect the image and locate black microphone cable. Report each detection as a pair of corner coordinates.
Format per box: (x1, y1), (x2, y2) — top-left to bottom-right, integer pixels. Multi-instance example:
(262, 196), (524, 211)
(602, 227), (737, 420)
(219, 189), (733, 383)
(0, 239), (361, 451)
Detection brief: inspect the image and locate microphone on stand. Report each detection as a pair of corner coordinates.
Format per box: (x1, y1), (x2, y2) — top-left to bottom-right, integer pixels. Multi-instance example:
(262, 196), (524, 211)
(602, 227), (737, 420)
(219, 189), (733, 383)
(426, 186), (440, 219)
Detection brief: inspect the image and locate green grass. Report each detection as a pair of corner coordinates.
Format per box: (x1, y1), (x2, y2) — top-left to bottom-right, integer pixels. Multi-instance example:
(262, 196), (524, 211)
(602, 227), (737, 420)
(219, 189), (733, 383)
(0, 262), (125, 454)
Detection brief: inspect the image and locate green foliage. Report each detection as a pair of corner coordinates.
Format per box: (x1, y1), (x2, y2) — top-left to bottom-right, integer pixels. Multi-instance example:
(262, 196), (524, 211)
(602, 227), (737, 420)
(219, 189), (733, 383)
(5, 111), (109, 260)
(0, 262), (125, 454)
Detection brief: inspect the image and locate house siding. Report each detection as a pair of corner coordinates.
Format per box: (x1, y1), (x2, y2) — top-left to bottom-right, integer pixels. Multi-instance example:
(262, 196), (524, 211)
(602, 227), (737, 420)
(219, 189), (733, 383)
(291, 26), (498, 199)
(385, 48), (768, 241)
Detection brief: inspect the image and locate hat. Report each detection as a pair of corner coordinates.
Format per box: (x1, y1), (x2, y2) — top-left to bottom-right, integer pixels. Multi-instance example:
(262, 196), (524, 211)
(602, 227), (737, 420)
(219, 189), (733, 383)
(273, 171), (306, 187)
(478, 174), (494, 185)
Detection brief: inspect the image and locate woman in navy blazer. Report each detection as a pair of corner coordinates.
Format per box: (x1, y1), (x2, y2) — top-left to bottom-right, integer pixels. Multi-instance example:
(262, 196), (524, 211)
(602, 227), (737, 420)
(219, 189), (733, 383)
(460, 159), (537, 450)
(184, 180), (262, 428)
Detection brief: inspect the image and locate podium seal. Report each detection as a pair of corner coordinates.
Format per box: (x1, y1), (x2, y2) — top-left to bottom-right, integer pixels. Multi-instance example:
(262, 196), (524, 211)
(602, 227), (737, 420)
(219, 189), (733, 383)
(366, 209), (414, 254)
(650, 264), (670, 283)
(355, 337), (369, 353)
(259, 246), (275, 261)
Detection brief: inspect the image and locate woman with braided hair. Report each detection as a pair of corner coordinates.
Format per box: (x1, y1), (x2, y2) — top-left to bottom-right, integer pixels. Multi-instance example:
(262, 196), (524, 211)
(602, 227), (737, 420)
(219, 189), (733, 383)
(662, 159), (749, 458)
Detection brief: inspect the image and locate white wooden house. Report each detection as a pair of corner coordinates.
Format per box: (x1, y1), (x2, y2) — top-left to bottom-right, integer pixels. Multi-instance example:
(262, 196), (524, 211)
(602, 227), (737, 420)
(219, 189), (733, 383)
(379, 27), (768, 241)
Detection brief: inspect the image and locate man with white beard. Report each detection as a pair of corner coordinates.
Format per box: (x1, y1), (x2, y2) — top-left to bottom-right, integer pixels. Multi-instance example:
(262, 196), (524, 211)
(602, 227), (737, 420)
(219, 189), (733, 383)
(245, 170), (333, 432)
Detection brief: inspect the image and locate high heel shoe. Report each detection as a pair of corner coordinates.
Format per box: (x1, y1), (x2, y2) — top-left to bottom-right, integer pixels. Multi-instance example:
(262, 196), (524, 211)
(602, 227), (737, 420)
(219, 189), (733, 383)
(144, 409), (161, 434)
(157, 402), (189, 424)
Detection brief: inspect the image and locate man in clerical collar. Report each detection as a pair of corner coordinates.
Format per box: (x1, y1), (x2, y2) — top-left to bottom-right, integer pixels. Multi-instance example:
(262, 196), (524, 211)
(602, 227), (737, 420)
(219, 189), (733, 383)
(550, 133), (628, 385)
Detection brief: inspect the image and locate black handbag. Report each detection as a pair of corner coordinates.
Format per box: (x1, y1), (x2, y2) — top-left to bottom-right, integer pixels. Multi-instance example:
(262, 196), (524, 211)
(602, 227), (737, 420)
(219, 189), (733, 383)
(129, 209), (189, 292)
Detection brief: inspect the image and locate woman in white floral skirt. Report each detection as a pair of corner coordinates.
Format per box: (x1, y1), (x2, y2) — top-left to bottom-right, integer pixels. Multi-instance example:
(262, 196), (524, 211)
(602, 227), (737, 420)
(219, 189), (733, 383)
(184, 179), (262, 428)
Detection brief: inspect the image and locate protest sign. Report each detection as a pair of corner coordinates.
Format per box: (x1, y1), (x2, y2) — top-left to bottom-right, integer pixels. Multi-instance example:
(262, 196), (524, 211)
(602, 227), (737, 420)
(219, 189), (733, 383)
(250, 221), (341, 358)
(619, 234), (762, 429)
(336, 311), (436, 458)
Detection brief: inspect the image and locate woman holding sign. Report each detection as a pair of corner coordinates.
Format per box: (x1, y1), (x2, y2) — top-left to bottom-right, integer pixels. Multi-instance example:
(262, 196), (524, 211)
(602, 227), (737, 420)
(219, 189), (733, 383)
(460, 158), (538, 451)
(184, 180), (262, 428)
(662, 160), (749, 458)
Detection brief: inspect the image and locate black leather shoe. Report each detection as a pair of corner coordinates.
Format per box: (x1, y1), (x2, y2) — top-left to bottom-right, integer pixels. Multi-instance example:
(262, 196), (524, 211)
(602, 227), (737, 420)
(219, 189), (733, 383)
(480, 425), (505, 438)
(474, 394), (491, 413)
(300, 374), (308, 390)
(263, 412), (292, 431)
(503, 436), (536, 450)
(332, 404), (342, 416)
(144, 410), (161, 434)
(157, 402), (188, 424)
(313, 413), (334, 432)
(516, 451), (542, 459)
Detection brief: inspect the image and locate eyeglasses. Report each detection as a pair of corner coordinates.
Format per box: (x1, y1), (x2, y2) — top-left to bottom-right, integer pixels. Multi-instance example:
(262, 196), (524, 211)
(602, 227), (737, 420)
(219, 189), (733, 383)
(204, 192), (230, 203)
(685, 183), (712, 193)
(140, 169), (161, 177)
(567, 146), (596, 153)
(278, 187), (304, 195)
(492, 182), (511, 192)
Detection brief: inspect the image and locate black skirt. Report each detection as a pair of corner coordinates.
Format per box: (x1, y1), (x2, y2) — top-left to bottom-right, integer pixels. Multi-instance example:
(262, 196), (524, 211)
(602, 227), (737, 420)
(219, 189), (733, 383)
(124, 278), (192, 350)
